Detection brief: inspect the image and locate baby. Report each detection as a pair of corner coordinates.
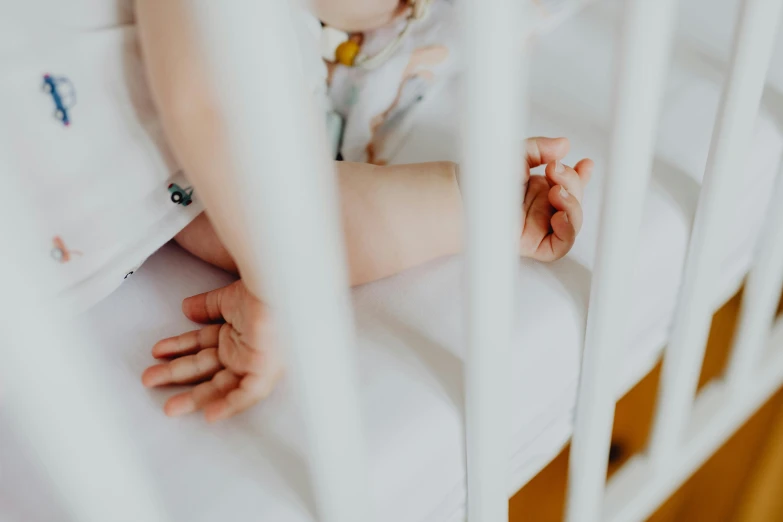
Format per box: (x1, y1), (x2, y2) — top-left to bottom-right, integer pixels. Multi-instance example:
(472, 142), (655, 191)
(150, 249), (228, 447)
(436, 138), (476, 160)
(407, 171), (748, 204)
(5, 0), (591, 422)
(137, 0), (592, 422)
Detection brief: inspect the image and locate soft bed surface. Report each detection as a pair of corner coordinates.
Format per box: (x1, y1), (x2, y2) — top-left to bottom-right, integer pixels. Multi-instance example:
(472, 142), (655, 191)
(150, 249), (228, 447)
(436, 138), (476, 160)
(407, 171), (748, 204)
(3, 1), (783, 521)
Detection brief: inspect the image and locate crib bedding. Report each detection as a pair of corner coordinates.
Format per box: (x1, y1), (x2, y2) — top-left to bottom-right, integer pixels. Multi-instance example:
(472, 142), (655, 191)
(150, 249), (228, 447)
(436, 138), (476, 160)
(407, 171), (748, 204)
(3, 2), (783, 522)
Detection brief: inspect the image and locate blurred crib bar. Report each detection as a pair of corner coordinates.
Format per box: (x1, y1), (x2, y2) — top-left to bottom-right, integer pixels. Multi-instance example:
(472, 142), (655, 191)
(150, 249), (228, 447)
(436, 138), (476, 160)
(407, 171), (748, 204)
(0, 179), (169, 521)
(188, 2), (370, 522)
(460, 0), (527, 520)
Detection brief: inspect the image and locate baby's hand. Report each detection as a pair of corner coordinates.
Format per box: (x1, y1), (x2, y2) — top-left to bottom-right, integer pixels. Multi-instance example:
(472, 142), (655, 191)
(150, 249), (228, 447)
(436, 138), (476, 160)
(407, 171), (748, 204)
(519, 137), (593, 262)
(142, 280), (283, 422)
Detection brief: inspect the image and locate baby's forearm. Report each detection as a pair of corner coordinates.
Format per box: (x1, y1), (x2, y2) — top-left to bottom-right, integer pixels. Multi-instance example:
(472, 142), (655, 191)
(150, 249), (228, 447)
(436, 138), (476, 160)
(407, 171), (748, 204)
(136, 0), (257, 284)
(176, 160), (463, 286)
(337, 161), (462, 285)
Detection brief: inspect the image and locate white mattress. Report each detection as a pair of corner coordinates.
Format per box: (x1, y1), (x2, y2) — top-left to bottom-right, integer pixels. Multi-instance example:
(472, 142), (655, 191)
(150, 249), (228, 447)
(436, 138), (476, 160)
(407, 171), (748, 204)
(3, 1), (783, 521)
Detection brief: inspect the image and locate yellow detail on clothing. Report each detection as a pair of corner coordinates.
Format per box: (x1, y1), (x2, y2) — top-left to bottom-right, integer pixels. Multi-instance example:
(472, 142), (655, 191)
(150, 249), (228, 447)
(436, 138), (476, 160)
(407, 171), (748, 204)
(336, 40), (360, 66)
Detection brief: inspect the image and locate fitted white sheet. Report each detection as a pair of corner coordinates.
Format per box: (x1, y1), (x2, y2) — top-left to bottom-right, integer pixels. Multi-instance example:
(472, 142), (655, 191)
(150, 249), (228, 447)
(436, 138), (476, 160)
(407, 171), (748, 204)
(3, 1), (783, 521)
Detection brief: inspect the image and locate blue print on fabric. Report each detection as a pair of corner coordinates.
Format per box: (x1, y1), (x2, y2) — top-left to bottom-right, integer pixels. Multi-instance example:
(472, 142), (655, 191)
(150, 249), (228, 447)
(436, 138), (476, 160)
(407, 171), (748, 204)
(42, 74), (76, 126)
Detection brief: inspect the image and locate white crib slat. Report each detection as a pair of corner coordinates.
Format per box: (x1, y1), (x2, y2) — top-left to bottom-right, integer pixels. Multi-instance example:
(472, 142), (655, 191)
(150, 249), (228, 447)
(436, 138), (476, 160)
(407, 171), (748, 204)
(564, 1), (678, 521)
(460, 0), (527, 520)
(648, 0), (783, 469)
(189, 3), (369, 522)
(726, 166), (783, 391)
(0, 178), (168, 522)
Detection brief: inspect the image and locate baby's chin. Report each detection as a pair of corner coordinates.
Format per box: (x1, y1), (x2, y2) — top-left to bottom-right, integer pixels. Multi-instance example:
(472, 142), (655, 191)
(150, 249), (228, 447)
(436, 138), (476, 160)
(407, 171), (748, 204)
(310, 0), (408, 32)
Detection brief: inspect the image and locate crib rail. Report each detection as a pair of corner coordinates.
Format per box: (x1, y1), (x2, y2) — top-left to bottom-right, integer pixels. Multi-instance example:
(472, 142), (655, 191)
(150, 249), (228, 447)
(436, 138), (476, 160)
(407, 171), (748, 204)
(726, 166), (783, 389)
(564, 1), (678, 520)
(460, 0), (527, 520)
(188, 3), (370, 522)
(647, 0), (783, 470)
(570, 0), (783, 520)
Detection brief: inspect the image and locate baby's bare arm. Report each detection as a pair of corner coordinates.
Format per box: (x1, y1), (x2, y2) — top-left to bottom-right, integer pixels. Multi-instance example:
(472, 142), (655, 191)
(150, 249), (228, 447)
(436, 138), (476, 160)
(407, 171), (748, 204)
(137, 0), (266, 291)
(174, 138), (590, 287)
(176, 161), (463, 285)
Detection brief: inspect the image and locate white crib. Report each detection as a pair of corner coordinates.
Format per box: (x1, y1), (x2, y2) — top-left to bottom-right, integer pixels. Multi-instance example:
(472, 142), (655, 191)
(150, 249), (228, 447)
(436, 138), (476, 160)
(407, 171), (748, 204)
(3, 0), (783, 521)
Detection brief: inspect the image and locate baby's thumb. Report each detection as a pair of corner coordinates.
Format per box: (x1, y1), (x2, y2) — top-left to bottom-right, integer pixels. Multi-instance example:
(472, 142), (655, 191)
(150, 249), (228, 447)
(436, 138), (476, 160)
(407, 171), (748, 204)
(524, 137), (570, 169)
(182, 282), (235, 323)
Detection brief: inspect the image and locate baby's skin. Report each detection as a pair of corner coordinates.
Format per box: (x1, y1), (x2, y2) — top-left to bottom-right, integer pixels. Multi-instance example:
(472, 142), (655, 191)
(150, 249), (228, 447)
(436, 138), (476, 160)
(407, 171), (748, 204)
(141, 140), (592, 422)
(136, 0), (593, 421)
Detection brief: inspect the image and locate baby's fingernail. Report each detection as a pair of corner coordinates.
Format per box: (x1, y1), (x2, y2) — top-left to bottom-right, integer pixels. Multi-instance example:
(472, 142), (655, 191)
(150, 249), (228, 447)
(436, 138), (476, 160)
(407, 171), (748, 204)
(555, 161), (565, 174)
(560, 186), (569, 199)
(563, 212), (569, 224)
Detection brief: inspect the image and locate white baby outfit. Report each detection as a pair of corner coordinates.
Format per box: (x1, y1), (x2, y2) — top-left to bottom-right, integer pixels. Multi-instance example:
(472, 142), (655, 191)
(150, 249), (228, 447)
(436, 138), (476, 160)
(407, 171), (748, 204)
(329, 0), (460, 164)
(0, 0), (327, 312)
(328, 0), (594, 164)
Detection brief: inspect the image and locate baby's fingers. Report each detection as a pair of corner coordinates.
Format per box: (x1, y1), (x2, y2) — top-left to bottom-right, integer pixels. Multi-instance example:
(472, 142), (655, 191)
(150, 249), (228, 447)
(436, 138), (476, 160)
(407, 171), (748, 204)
(152, 324), (222, 358)
(549, 183), (583, 233)
(142, 347), (221, 387)
(181, 282), (238, 324)
(163, 369), (240, 417)
(545, 160), (590, 202)
(537, 209), (575, 263)
(203, 372), (279, 423)
(574, 158), (594, 184)
(534, 184), (583, 262)
(524, 137), (570, 168)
